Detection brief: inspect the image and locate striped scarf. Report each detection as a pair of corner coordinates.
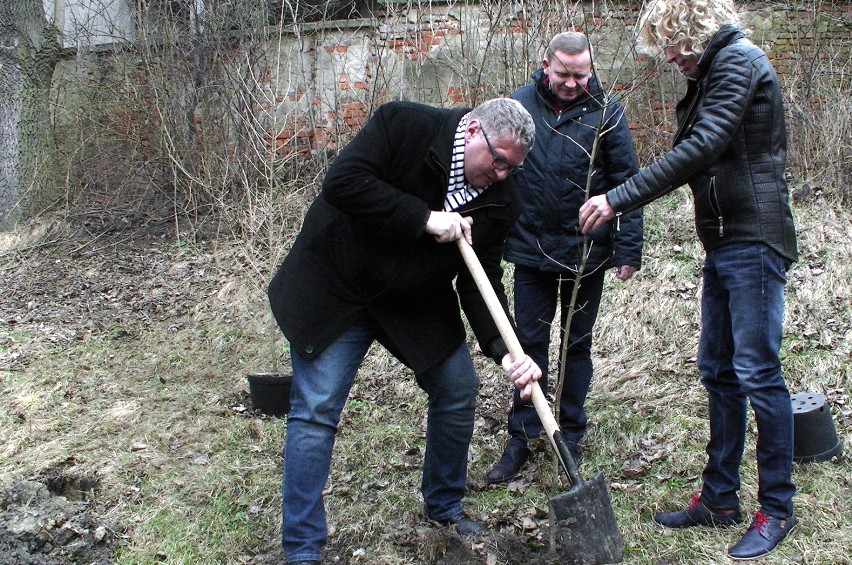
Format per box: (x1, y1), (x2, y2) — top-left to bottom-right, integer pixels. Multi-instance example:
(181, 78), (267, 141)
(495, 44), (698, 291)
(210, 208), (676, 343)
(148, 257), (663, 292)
(443, 113), (486, 211)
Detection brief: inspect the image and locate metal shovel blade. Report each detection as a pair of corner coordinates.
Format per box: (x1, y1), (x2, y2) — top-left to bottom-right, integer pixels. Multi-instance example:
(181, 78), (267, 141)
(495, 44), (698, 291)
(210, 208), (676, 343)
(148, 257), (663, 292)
(548, 471), (624, 565)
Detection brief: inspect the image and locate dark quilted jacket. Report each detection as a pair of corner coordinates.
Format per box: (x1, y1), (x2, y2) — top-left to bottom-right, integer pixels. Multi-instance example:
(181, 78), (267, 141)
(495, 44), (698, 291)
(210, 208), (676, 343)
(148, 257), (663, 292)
(506, 70), (643, 272)
(607, 25), (797, 262)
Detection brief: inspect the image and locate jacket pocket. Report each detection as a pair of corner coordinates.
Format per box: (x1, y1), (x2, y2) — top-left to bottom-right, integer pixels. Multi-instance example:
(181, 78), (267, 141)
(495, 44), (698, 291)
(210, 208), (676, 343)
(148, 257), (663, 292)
(707, 176), (724, 238)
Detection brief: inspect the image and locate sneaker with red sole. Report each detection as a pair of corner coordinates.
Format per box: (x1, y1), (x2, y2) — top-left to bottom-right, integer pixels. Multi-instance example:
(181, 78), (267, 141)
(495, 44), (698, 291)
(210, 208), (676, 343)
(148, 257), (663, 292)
(728, 509), (797, 561)
(654, 493), (744, 528)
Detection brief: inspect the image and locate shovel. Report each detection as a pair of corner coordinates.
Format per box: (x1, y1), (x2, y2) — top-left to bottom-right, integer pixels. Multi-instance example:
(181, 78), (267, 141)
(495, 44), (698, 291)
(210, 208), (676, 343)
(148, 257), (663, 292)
(457, 238), (623, 564)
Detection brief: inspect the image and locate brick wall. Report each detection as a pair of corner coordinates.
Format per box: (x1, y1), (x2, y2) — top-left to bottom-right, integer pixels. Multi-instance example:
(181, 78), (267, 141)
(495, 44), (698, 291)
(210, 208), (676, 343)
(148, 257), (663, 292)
(248, 1), (850, 161)
(51, 1), (851, 196)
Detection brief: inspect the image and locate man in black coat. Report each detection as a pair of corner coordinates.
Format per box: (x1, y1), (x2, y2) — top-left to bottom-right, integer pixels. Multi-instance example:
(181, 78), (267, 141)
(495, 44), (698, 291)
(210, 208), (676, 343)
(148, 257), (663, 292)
(486, 31), (643, 484)
(268, 98), (542, 564)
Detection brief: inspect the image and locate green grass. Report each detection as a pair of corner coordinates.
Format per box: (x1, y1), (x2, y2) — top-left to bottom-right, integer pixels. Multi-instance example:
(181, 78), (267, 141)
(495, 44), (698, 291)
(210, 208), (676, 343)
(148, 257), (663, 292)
(1, 198), (850, 564)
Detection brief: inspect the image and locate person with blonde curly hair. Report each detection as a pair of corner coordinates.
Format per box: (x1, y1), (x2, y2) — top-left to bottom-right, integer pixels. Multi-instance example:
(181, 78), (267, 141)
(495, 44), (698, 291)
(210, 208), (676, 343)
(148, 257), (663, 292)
(637, 0), (740, 60)
(580, 0), (798, 560)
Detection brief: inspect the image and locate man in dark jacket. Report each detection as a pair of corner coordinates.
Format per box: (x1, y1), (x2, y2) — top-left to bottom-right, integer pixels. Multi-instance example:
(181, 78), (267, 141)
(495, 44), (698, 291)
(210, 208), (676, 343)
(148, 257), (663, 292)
(580, 0), (798, 560)
(486, 31), (643, 484)
(268, 98), (542, 565)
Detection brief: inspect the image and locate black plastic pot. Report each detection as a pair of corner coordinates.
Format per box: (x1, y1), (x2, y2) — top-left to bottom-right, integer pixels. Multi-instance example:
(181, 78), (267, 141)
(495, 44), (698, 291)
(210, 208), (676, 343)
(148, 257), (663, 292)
(247, 372), (292, 417)
(791, 392), (843, 463)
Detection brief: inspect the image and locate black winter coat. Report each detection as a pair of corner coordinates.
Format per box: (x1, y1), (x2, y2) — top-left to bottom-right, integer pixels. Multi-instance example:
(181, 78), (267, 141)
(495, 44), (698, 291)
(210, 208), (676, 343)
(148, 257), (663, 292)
(607, 25), (797, 263)
(268, 102), (518, 374)
(505, 70), (643, 272)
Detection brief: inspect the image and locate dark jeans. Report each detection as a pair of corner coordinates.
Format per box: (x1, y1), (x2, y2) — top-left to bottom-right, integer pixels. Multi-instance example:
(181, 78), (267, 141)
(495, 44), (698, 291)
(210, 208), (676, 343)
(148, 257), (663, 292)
(281, 317), (478, 562)
(507, 264), (606, 447)
(698, 243), (795, 519)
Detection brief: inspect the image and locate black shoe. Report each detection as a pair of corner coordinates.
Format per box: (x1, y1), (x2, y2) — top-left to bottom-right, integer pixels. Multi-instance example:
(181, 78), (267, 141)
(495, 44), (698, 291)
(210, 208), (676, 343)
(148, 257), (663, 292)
(435, 512), (487, 536)
(565, 441), (583, 467)
(728, 510), (797, 561)
(654, 493), (744, 528)
(486, 442), (530, 484)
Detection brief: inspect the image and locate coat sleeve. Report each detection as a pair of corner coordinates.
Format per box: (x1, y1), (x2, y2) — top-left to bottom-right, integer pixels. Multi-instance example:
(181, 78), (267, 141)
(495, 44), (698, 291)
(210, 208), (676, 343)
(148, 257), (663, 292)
(599, 101), (644, 269)
(607, 46), (758, 213)
(320, 103), (433, 242)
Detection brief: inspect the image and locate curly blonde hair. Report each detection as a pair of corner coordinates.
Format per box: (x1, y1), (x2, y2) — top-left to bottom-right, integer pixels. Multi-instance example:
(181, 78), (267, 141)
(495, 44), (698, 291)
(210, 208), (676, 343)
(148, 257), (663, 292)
(637, 0), (740, 57)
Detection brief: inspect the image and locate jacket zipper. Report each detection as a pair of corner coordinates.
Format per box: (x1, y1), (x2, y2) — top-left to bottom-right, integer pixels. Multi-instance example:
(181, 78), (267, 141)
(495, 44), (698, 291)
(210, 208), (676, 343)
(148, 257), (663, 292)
(708, 176), (724, 237)
(674, 81), (702, 143)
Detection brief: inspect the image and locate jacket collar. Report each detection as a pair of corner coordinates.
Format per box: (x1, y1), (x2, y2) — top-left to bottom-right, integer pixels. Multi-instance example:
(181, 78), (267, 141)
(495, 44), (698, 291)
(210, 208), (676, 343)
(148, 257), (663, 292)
(696, 24), (744, 77)
(427, 107), (470, 175)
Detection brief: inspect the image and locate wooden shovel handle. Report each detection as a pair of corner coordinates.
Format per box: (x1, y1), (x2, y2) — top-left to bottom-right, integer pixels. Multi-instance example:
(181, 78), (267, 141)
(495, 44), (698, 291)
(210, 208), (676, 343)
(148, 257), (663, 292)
(456, 238), (581, 484)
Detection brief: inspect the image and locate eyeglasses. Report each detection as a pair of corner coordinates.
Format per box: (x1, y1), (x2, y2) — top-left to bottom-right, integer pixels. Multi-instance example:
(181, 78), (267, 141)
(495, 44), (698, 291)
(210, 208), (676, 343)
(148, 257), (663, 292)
(480, 127), (523, 173)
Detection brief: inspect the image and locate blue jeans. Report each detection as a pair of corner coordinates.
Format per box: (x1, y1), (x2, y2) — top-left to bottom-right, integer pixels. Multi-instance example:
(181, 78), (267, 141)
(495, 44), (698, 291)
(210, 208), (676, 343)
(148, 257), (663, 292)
(281, 317), (478, 562)
(697, 243), (795, 519)
(507, 264), (605, 447)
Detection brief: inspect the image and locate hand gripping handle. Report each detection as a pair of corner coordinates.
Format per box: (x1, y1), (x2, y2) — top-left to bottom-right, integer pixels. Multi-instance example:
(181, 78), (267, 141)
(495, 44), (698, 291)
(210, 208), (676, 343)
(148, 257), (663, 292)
(456, 238), (582, 485)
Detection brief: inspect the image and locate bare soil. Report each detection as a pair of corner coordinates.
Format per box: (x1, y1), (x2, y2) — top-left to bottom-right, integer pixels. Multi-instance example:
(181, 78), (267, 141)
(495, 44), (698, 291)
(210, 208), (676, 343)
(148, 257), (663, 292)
(0, 218), (566, 564)
(0, 480), (113, 564)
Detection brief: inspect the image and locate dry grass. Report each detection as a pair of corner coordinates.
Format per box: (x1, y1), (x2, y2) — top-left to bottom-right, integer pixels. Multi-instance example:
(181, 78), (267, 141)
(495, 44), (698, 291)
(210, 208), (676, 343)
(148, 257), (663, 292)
(0, 193), (849, 564)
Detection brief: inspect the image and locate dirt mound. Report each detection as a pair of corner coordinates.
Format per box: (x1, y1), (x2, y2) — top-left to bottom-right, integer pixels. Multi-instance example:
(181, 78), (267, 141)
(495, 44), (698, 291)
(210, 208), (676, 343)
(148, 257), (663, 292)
(0, 480), (114, 564)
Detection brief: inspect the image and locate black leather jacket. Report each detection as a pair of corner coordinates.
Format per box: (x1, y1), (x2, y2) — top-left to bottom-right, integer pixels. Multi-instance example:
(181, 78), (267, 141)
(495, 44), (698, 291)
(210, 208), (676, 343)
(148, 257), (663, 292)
(607, 25), (797, 262)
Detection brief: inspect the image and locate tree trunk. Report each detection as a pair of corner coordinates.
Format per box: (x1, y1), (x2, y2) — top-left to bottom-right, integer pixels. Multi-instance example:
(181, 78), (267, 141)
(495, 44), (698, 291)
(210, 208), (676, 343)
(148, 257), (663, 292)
(0, 0), (61, 230)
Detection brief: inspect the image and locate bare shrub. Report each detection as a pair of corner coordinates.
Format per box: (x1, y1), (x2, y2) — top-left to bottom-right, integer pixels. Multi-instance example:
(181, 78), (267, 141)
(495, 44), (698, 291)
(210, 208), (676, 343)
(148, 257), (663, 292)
(752, 0), (851, 202)
(783, 41), (851, 202)
(48, 1), (849, 238)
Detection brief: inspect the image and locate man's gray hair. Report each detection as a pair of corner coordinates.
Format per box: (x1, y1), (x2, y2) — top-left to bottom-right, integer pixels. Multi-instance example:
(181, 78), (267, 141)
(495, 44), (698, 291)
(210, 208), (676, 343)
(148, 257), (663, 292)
(469, 98), (535, 153)
(546, 31), (591, 59)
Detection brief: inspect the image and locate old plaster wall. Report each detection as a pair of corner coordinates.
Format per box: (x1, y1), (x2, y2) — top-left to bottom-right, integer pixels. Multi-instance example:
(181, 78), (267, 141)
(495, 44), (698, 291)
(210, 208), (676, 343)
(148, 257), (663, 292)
(50, 1), (851, 180)
(228, 0), (852, 158)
